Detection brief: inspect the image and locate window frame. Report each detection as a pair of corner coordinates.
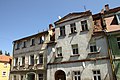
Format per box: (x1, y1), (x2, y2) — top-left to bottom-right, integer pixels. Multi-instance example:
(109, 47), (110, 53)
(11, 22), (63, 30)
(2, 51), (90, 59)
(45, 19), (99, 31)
(72, 44), (79, 55)
(31, 38), (35, 46)
(30, 55), (34, 65)
(60, 26), (66, 36)
(70, 23), (77, 34)
(22, 40), (27, 48)
(73, 71), (81, 80)
(39, 54), (43, 64)
(2, 71), (6, 76)
(22, 56), (25, 66)
(93, 70), (101, 80)
(81, 20), (88, 31)
(57, 47), (62, 57)
(116, 12), (120, 24)
(117, 37), (120, 49)
(38, 74), (43, 80)
(90, 44), (97, 52)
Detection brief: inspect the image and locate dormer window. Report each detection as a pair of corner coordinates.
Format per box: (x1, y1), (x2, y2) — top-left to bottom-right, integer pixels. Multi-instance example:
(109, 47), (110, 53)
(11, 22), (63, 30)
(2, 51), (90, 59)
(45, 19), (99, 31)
(60, 26), (66, 36)
(81, 20), (88, 31)
(70, 23), (77, 34)
(90, 44), (97, 52)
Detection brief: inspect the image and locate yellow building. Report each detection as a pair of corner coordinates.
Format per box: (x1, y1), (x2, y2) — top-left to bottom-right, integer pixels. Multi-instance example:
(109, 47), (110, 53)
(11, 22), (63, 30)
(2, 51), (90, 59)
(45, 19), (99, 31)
(0, 55), (12, 80)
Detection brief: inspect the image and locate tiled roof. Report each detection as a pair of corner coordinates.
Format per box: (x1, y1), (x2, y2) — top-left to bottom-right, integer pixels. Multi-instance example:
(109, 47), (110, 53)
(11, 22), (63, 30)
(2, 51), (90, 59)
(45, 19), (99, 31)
(0, 55), (12, 62)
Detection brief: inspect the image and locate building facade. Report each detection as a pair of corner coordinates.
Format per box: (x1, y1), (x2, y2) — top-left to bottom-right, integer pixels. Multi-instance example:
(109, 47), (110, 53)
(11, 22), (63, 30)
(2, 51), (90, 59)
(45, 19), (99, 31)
(0, 55), (12, 80)
(10, 30), (53, 80)
(47, 10), (113, 80)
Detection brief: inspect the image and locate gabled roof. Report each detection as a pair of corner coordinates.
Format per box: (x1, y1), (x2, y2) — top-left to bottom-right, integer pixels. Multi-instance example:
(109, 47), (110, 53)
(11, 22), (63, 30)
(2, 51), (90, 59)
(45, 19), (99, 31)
(13, 30), (48, 43)
(0, 55), (12, 62)
(54, 10), (92, 25)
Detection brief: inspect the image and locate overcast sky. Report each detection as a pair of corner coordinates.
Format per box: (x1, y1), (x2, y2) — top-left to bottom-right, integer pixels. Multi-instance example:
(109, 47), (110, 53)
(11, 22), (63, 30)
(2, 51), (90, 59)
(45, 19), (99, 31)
(0, 0), (120, 55)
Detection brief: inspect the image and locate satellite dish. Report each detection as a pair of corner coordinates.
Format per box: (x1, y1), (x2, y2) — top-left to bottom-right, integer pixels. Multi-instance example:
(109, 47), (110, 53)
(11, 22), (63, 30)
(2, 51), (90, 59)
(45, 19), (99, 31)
(58, 16), (61, 19)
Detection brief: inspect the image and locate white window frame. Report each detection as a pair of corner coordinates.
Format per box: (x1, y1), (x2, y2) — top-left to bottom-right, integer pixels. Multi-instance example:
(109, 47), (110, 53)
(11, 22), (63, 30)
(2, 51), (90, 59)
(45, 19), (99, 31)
(93, 70), (101, 80)
(72, 44), (79, 55)
(57, 47), (62, 57)
(81, 20), (88, 31)
(70, 23), (77, 33)
(73, 71), (81, 80)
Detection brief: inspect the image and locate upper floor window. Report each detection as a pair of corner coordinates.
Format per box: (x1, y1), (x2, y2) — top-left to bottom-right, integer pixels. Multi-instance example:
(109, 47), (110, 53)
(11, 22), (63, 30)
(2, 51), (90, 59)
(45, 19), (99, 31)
(31, 38), (35, 46)
(57, 47), (62, 57)
(14, 58), (18, 66)
(39, 54), (43, 64)
(22, 56), (25, 66)
(15, 43), (20, 50)
(29, 55), (34, 65)
(116, 13), (120, 24)
(93, 70), (101, 80)
(2, 71), (6, 76)
(70, 23), (77, 33)
(4, 63), (7, 68)
(90, 44), (97, 52)
(60, 26), (65, 36)
(73, 71), (81, 80)
(81, 20), (88, 31)
(22, 41), (26, 48)
(39, 36), (44, 44)
(72, 44), (78, 55)
(117, 37), (120, 49)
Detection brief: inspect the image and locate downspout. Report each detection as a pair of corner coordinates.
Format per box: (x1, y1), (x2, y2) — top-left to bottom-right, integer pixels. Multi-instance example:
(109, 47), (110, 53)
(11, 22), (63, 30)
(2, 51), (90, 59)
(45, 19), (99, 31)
(105, 32), (116, 80)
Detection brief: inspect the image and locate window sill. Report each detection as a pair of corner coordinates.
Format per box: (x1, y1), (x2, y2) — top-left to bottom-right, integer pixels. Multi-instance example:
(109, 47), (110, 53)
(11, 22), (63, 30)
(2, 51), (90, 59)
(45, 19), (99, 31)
(80, 30), (89, 32)
(56, 56), (63, 58)
(88, 52), (100, 55)
(30, 44), (35, 47)
(70, 54), (80, 57)
(69, 32), (77, 35)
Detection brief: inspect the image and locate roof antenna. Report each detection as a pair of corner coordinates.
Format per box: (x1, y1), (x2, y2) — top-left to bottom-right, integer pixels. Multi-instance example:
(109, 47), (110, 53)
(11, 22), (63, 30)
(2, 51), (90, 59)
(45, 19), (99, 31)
(84, 5), (87, 11)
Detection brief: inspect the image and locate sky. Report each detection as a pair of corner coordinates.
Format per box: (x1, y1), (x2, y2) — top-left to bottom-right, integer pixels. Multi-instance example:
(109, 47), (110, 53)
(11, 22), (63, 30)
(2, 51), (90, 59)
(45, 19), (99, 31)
(0, 0), (120, 55)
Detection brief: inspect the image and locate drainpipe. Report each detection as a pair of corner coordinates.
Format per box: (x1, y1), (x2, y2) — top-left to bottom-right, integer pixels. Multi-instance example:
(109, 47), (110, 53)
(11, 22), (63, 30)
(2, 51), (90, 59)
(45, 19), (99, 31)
(105, 32), (116, 80)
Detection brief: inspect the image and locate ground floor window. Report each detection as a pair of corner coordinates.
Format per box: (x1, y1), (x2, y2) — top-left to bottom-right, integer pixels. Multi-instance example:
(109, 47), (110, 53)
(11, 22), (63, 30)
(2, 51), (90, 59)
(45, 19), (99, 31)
(93, 70), (101, 80)
(73, 71), (81, 80)
(38, 74), (43, 80)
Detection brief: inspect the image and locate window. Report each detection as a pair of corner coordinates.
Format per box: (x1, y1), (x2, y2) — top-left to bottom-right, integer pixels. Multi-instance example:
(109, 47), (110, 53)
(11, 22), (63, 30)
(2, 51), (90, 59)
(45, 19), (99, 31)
(31, 38), (35, 46)
(14, 58), (18, 66)
(117, 37), (120, 49)
(2, 71), (6, 76)
(39, 54), (43, 64)
(72, 44), (78, 55)
(23, 41), (26, 48)
(57, 47), (62, 57)
(16, 43), (20, 50)
(39, 36), (44, 44)
(22, 56), (25, 66)
(90, 44), (97, 52)
(73, 71), (81, 80)
(21, 75), (23, 80)
(81, 20), (88, 31)
(4, 63), (7, 68)
(93, 70), (101, 80)
(14, 75), (16, 80)
(116, 13), (120, 24)
(30, 55), (34, 65)
(70, 23), (77, 33)
(60, 26), (65, 36)
(38, 74), (43, 80)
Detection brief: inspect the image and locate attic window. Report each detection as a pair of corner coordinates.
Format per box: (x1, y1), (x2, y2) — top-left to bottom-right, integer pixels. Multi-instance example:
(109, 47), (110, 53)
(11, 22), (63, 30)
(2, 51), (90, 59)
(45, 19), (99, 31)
(81, 20), (88, 31)
(70, 23), (77, 34)
(116, 13), (120, 24)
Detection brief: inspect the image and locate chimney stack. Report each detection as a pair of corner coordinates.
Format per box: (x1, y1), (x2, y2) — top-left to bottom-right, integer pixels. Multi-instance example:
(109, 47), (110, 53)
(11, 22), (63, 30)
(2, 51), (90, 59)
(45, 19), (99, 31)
(105, 4), (109, 11)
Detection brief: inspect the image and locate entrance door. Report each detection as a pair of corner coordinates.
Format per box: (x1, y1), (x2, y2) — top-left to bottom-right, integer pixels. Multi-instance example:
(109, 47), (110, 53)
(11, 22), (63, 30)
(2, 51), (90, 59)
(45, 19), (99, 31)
(28, 73), (35, 80)
(55, 70), (66, 80)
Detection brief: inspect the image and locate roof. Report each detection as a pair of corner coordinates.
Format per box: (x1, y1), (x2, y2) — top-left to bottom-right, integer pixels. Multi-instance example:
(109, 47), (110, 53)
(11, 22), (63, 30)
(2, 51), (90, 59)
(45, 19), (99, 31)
(0, 55), (12, 62)
(13, 30), (48, 43)
(54, 10), (92, 25)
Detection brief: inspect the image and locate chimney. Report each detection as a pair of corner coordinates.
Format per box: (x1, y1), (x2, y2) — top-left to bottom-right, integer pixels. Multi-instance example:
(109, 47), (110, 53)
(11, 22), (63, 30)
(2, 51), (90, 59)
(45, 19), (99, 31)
(105, 4), (109, 11)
